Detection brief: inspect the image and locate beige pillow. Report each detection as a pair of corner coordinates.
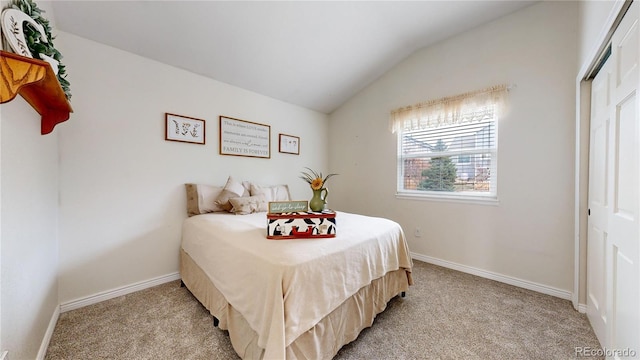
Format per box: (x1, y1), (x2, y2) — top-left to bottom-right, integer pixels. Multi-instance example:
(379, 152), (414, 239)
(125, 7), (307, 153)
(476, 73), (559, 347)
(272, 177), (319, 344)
(249, 183), (291, 202)
(229, 195), (268, 215)
(185, 184), (226, 216)
(216, 176), (250, 211)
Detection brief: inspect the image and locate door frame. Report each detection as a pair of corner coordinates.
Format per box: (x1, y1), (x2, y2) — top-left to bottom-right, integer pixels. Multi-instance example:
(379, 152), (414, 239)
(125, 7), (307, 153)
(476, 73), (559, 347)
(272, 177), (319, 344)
(573, 0), (629, 311)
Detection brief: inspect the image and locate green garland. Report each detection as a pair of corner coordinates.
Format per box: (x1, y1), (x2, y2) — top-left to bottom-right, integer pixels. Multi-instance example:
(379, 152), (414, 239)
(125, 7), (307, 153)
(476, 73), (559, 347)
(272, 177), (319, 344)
(10, 0), (71, 100)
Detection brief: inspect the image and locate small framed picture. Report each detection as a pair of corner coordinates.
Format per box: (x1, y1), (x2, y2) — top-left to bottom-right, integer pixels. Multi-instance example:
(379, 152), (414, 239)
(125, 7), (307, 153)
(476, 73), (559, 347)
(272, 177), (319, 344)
(165, 113), (206, 144)
(279, 133), (300, 155)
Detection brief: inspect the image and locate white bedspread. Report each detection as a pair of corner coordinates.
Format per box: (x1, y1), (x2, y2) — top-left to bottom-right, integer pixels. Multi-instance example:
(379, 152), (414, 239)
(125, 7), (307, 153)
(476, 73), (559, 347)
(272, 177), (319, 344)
(181, 211), (413, 359)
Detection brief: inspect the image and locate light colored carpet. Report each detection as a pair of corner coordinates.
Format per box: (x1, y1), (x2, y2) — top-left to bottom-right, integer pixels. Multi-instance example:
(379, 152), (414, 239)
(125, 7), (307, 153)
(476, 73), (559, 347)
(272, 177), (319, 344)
(45, 261), (602, 359)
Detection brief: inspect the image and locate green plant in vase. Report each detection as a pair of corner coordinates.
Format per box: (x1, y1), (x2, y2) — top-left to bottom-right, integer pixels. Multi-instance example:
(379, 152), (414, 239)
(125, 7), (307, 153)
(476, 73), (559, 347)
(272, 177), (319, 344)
(300, 167), (338, 212)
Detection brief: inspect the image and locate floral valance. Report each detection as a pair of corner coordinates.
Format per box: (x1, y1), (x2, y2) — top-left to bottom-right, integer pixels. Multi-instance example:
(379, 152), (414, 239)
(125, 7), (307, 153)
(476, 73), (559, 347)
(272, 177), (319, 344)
(389, 84), (510, 133)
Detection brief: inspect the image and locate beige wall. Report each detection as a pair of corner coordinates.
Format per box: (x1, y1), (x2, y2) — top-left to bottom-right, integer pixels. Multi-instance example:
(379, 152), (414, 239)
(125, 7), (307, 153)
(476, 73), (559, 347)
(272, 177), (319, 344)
(578, 0), (620, 67)
(329, 1), (578, 294)
(55, 32), (329, 304)
(1, 90), (60, 360)
(1, 1), (60, 358)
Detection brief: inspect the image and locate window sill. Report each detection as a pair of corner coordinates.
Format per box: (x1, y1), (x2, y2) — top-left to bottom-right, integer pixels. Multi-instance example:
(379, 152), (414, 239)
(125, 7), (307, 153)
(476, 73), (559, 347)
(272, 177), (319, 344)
(395, 191), (499, 206)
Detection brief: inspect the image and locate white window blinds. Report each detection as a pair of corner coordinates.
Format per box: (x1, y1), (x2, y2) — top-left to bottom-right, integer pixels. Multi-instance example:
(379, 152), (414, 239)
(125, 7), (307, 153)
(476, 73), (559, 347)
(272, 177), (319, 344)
(392, 85), (509, 201)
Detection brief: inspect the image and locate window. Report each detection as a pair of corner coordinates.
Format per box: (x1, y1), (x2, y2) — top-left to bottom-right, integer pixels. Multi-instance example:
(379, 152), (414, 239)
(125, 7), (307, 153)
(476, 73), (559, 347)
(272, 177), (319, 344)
(390, 85), (508, 203)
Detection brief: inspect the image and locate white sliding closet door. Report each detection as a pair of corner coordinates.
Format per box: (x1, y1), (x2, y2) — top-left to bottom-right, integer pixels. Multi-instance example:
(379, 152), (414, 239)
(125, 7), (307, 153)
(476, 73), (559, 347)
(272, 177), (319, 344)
(608, 1), (639, 354)
(587, 2), (640, 357)
(587, 53), (611, 346)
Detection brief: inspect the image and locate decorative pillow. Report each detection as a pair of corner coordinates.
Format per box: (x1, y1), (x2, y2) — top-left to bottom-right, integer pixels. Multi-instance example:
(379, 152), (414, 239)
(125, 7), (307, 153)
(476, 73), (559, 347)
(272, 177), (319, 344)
(216, 176), (250, 211)
(229, 194), (268, 215)
(249, 183), (291, 202)
(185, 184), (226, 217)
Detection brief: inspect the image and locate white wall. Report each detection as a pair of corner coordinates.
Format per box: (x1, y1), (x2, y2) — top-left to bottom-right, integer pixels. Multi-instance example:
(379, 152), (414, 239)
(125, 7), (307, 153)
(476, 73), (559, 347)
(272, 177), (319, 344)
(329, 2), (578, 293)
(578, 0), (620, 66)
(1, 1), (60, 358)
(55, 32), (329, 304)
(1, 98), (60, 359)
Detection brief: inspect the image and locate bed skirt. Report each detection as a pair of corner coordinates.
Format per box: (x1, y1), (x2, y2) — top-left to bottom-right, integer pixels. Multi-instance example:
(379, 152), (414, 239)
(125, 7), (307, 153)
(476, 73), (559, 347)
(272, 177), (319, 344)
(180, 249), (409, 359)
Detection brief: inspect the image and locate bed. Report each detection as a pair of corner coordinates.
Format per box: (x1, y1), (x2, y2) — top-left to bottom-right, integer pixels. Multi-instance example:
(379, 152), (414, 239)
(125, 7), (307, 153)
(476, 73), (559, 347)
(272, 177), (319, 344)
(180, 210), (413, 359)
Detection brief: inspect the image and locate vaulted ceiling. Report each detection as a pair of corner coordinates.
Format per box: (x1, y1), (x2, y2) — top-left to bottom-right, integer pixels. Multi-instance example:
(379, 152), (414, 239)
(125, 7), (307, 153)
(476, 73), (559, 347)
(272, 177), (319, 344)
(52, 1), (535, 114)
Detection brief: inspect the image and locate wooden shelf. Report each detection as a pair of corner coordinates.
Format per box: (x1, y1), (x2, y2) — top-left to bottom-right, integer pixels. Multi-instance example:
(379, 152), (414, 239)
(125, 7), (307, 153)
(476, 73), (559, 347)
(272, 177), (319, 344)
(0, 50), (72, 135)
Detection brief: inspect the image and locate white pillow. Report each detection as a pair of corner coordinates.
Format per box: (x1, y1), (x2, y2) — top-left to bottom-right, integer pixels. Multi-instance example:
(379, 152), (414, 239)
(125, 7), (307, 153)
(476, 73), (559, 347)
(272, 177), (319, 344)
(249, 183), (291, 202)
(227, 176), (246, 195)
(216, 176), (250, 211)
(185, 184), (226, 216)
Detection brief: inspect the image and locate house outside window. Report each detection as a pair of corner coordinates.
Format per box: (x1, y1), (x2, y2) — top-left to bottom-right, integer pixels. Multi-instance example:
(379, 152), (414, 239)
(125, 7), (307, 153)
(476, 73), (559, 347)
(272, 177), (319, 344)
(390, 85), (508, 204)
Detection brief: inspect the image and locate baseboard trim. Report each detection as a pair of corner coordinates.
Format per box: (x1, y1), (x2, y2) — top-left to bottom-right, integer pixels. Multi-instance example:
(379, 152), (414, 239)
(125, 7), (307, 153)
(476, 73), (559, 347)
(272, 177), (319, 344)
(411, 252), (573, 301)
(60, 272), (181, 313)
(37, 305), (60, 360)
(577, 303), (588, 314)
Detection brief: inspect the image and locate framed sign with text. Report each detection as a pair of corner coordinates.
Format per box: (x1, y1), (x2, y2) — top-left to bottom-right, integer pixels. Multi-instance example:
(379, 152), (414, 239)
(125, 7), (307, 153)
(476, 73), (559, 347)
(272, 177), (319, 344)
(219, 116), (270, 158)
(268, 201), (309, 213)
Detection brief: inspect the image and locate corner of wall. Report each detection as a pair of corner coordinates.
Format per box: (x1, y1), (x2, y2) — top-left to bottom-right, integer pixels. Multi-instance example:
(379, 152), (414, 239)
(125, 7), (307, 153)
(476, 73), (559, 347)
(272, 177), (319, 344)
(36, 306), (60, 360)
(1, 98), (60, 359)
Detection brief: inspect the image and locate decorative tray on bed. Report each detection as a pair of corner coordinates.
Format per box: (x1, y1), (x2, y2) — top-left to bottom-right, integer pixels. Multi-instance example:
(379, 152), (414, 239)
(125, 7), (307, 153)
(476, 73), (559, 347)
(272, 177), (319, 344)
(266, 210), (336, 239)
